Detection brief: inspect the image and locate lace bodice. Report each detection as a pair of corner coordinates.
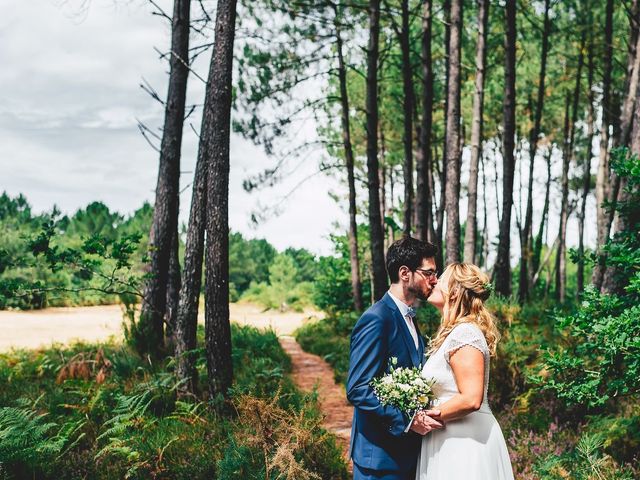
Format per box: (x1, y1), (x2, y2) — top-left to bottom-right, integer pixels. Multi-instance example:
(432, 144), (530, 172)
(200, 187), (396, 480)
(422, 323), (491, 412)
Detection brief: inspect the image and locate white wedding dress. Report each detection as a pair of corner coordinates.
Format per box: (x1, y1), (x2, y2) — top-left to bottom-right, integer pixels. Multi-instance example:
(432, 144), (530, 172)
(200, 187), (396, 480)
(416, 323), (514, 479)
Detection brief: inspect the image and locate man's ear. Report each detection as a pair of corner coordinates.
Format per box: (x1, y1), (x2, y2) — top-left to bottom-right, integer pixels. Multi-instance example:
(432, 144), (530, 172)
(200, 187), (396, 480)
(398, 265), (411, 281)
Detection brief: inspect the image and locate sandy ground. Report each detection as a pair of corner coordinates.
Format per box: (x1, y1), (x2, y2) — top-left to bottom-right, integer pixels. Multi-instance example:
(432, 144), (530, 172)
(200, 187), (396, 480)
(0, 303), (323, 352)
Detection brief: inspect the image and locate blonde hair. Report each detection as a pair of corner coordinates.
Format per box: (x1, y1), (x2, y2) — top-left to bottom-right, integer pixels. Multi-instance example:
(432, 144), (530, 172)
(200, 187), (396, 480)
(428, 263), (500, 356)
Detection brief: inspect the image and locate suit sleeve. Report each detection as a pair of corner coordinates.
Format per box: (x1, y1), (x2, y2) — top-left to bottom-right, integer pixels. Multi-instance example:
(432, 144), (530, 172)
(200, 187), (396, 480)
(346, 312), (411, 436)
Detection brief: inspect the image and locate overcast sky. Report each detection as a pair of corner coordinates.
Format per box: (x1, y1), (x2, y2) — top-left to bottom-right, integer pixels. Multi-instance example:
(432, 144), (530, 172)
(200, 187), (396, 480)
(0, 0), (344, 256)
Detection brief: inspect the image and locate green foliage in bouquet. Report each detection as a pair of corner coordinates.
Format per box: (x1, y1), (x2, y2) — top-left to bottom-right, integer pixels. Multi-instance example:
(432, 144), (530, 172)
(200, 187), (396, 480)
(370, 358), (436, 415)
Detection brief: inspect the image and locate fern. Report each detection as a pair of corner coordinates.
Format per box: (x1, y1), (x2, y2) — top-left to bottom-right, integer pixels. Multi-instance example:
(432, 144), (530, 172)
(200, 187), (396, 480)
(95, 373), (182, 462)
(0, 407), (58, 464)
(0, 406), (85, 469)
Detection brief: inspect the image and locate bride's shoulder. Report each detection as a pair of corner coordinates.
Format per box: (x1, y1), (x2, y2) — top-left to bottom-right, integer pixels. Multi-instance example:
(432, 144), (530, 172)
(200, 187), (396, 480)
(446, 322), (488, 347)
(449, 322), (483, 338)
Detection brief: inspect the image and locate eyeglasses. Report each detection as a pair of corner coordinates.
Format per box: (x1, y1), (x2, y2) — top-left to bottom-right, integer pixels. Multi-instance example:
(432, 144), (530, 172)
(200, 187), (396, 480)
(414, 268), (438, 279)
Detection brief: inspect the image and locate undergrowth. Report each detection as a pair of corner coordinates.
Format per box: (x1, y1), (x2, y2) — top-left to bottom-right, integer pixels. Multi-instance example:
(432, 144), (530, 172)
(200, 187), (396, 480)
(0, 324), (348, 479)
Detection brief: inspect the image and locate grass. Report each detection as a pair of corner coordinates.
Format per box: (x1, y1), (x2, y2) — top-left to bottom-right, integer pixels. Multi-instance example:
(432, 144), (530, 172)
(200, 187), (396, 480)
(0, 324), (349, 479)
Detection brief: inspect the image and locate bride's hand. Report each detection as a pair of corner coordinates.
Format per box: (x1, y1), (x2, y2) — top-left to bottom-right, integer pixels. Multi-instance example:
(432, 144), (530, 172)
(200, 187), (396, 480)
(410, 409), (444, 435)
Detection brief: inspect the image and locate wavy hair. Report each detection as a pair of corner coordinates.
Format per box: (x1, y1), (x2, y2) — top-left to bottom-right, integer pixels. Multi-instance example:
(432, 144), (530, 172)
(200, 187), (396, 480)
(428, 263), (500, 356)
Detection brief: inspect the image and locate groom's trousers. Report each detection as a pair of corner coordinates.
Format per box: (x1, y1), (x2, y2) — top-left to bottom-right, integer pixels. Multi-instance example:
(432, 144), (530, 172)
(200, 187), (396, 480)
(353, 462), (416, 480)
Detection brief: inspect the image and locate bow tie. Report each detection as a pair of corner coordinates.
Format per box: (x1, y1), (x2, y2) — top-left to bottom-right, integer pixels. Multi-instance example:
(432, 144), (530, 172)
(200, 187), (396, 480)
(406, 307), (417, 318)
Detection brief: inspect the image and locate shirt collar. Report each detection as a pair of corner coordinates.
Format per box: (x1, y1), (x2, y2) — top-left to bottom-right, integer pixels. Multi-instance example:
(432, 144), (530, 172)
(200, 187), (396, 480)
(387, 290), (413, 318)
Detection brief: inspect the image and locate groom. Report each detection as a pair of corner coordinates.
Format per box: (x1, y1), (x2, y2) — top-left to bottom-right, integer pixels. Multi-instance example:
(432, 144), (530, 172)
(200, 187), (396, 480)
(347, 236), (442, 479)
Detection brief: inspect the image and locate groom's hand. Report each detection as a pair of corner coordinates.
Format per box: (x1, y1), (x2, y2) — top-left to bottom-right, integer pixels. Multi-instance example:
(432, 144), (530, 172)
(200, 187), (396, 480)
(409, 409), (443, 435)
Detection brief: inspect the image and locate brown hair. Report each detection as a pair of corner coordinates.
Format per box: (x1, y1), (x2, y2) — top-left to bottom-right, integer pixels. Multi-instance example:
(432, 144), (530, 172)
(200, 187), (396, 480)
(428, 263), (500, 356)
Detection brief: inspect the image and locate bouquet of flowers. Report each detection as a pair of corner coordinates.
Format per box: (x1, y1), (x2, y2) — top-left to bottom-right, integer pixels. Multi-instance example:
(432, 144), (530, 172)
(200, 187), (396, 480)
(370, 357), (437, 415)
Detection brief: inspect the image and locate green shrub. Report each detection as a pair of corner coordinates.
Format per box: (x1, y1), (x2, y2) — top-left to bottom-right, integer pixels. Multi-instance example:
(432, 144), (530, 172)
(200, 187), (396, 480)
(241, 254), (315, 311)
(0, 324), (348, 478)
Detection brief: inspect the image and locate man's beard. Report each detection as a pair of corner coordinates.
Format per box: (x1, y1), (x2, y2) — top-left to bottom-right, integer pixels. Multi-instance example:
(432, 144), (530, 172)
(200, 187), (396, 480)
(408, 282), (432, 301)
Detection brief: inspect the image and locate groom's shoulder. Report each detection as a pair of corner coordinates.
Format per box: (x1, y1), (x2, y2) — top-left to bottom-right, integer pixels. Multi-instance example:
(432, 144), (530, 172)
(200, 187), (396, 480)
(356, 296), (393, 324)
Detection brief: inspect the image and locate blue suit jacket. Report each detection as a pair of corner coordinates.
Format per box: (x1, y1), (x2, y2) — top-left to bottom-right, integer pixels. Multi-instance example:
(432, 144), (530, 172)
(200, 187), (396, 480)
(346, 292), (426, 473)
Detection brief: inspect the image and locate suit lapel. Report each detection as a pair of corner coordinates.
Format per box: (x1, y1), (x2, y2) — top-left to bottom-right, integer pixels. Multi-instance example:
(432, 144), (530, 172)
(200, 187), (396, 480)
(382, 293), (420, 368)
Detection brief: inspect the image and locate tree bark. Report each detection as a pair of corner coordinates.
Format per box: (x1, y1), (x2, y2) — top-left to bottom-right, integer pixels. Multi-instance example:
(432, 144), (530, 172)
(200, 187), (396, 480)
(601, 64), (640, 293)
(578, 40), (596, 295)
(434, 0), (450, 272)
(557, 39), (584, 302)
(595, 0), (640, 289)
(444, 0), (462, 265)
(463, 0), (489, 264)
(416, 0), (434, 244)
(518, 0), (551, 302)
(555, 98), (571, 303)
(480, 152), (489, 268)
(335, 8), (363, 312)
(592, 0), (615, 288)
(532, 147), (552, 277)
(204, 0), (238, 400)
(399, 0), (415, 236)
(164, 224), (181, 353)
(175, 141), (208, 398)
(380, 125), (389, 249)
(494, 0), (517, 297)
(139, 0), (190, 358)
(366, 0), (387, 301)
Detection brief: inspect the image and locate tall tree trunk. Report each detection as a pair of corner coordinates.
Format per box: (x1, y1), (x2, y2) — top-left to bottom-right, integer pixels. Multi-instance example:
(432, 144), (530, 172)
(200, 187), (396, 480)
(532, 147), (552, 276)
(335, 10), (363, 312)
(463, 0), (489, 264)
(601, 65), (640, 293)
(175, 142), (208, 398)
(416, 0), (433, 243)
(578, 40), (596, 295)
(380, 125), (388, 248)
(557, 40), (584, 302)
(434, 0), (451, 272)
(399, 0), (415, 236)
(595, 0), (640, 289)
(518, 0), (551, 302)
(555, 98), (571, 302)
(387, 158), (396, 249)
(366, 0), (387, 301)
(444, 0), (462, 265)
(139, 0), (191, 358)
(164, 225), (181, 353)
(480, 153), (489, 268)
(494, 0), (517, 297)
(435, 147), (446, 272)
(204, 0), (238, 399)
(592, 0), (615, 288)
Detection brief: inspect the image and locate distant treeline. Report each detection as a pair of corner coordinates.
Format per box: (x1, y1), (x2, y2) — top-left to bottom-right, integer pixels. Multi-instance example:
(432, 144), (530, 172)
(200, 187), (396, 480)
(0, 192), (362, 312)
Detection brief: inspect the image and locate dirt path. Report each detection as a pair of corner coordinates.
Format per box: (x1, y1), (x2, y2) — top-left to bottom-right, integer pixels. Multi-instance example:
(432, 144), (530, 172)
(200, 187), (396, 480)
(279, 336), (353, 469)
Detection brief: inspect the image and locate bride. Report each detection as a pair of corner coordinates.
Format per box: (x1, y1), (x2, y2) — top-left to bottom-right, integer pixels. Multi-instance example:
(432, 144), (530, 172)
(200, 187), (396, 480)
(415, 263), (514, 479)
